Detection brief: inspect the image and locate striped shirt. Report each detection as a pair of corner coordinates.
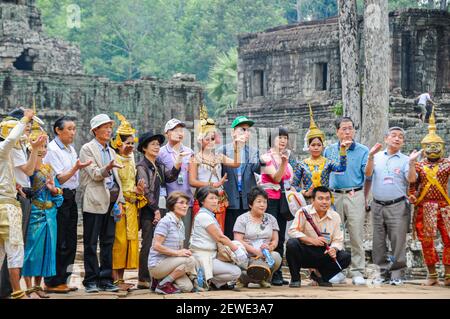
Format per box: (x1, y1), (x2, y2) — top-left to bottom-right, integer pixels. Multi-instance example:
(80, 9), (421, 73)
(148, 212), (185, 268)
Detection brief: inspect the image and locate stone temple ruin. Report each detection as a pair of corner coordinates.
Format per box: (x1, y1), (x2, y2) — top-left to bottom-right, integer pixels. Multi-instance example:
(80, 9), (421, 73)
(224, 9), (450, 278)
(226, 9), (450, 157)
(0, 0), (202, 150)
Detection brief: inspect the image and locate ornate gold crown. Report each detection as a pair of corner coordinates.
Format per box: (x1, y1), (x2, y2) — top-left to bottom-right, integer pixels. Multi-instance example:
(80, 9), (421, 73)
(305, 104), (325, 143)
(421, 107), (444, 146)
(199, 105), (216, 135)
(111, 112), (137, 149)
(29, 97), (47, 142)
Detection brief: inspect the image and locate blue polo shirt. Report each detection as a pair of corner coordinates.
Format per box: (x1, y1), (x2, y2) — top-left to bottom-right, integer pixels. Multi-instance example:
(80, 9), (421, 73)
(368, 150), (409, 201)
(324, 141), (369, 189)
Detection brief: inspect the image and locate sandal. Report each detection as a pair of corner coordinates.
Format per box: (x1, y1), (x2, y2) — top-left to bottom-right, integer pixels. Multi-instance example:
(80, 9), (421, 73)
(114, 279), (134, 291)
(25, 287), (41, 299)
(422, 273), (439, 286)
(34, 286), (50, 298)
(444, 274), (450, 287)
(11, 290), (28, 299)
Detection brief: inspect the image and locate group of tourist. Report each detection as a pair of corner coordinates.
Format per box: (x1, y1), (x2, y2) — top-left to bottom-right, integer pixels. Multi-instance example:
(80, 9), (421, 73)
(0, 101), (448, 298)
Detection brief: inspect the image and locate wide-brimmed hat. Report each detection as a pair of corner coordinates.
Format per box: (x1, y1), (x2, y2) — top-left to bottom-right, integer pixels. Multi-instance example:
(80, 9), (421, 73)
(90, 114), (115, 133)
(137, 130), (165, 153)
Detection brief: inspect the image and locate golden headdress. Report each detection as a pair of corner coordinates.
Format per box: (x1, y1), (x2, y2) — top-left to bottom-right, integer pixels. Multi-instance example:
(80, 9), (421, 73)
(29, 98), (47, 143)
(421, 107), (445, 146)
(0, 117), (19, 140)
(111, 112), (137, 149)
(199, 104), (216, 135)
(305, 104), (325, 143)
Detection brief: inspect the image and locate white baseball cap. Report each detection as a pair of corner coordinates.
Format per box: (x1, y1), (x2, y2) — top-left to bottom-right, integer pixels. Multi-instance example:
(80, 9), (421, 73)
(164, 118), (186, 133)
(90, 114), (115, 133)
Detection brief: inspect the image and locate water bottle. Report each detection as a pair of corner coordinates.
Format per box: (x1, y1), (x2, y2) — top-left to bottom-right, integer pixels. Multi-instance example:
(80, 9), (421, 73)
(197, 267), (204, 289)
(262, 248), (275, 268)
(112, 203), (121, 222)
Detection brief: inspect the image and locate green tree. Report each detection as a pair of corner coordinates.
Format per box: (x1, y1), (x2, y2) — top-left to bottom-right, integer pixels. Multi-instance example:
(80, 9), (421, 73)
(206, 47), (238, 116)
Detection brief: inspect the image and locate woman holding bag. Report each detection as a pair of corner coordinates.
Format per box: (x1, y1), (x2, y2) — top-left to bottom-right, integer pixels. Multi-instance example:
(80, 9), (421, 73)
(259, 127), (293, 286)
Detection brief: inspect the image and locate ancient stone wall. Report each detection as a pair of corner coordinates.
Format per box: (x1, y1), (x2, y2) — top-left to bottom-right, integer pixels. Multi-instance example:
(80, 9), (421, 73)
(0, 71), (202, 150)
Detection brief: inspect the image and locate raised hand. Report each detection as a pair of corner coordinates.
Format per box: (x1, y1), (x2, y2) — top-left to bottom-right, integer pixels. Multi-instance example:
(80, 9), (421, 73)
(75, 159), (92, 170)
(23, 109), (35, 121)
(45, 176), (57, 193)
(135, 178), (146, 195)
(30, 135), (47, 149)
(106, 160), (124, 171)
(213, 173), (228, 188)
(340, 140), (353, 150)
(369, 143), (383, 156)
(409, 149), (423, 163)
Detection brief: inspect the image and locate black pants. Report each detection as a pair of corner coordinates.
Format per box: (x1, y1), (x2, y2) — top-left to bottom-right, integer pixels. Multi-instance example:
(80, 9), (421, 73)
(224, 196), (246, 239)
(45, 189), (78, 287)
(82, 205), (115, 287)
(0, 260), (11, 298)
(138, 216), (156, 282)
(267, 199), (287, 275)
(286, 238), (351, 282)
(425, 104), (433, 123)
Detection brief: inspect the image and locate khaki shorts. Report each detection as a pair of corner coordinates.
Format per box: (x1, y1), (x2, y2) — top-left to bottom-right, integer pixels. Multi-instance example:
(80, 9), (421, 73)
(0, 239), (24, 269)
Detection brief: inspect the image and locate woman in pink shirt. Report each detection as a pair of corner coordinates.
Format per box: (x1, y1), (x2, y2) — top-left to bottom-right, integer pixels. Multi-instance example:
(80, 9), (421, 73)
(259, 127), (293, 286)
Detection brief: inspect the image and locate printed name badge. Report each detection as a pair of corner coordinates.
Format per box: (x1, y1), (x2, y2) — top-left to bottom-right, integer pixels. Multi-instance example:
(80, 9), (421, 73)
(321, 232), (331, 244)
(383, 176), (394, 184)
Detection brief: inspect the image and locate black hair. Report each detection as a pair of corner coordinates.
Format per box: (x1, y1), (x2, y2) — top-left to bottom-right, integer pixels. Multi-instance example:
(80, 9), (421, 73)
(308, 136), (323, 146)
(195, 186), (220, 207)
(268, 127), (289, 148)
(111, 134), (132, 153)
(53, 116), (76, 135)
(312, 186), (332, 199)
(247, 186), (268, 206)
(334, 117), (354, 130)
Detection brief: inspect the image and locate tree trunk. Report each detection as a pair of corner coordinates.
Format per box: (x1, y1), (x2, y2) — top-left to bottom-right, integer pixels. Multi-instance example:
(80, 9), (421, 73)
(440, 0), (448, 10)
(338, 0), (361, 135)
(361, 0), (390, 147)
(296, 0), (302, 22)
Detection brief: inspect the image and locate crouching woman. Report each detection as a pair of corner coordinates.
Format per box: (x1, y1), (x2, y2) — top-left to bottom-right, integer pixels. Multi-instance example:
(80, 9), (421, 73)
(148, 191), (197, 294)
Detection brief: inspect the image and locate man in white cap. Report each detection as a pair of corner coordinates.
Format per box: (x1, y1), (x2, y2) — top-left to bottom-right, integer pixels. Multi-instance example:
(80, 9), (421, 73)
(158, 119), (193, 247)
(79, 114), (125, 293)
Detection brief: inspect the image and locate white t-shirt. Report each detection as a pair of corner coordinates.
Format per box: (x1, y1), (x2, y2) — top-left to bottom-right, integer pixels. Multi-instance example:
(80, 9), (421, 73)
(11, 146), (30, 187)
(418, 93), (431, 105)
(189, 208), (219, 251)
(43, 138), (79, 190)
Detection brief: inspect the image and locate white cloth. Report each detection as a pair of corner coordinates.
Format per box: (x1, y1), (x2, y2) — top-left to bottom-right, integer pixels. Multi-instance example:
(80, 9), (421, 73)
(11, 145), (30, 187)
(418, 93), (431, 105)
(44, 138), (79, 190)
(189, 208), (219, 251)
(0, 239), (24, 268)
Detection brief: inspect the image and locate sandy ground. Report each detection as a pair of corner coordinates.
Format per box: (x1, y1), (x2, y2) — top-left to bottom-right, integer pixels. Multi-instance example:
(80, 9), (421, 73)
(19, 226), (450, 299)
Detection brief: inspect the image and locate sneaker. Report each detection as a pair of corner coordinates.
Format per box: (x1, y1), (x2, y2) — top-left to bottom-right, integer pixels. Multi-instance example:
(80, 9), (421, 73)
(371, 277), (386, 285)
(328, 272), (347, 284)
(310, 272), (332, 287)
(271, 271), (284, 286)
(352, 276), (366, 286)
(289, 280), (301, 288)
(389, 278), (403, 286)
(84, 283), (99, 293)
(155, 282), (181, 295)
(99, 282), (120, 292)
